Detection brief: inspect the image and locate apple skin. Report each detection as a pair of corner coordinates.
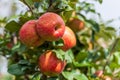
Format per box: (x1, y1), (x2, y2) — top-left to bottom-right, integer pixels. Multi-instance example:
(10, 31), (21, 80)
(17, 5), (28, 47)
(61, 27), (76, 51)
(68, 18), (84, 32)
(37, 12), (65, 41)
(19, 20), (44, 47)
(6, 42), (13, 49)
(94, 70), (103, 78)
(38, 50), (66, 76)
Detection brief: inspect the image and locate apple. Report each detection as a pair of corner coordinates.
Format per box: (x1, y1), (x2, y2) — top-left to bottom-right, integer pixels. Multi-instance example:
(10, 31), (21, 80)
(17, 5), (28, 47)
(37, 12), (65, 41)
(61, 27), (76, 51)
(6, 42), (13, 49)
(68, 18), (84, 32)
(38, 50), (66, 76)
(103, 76), (112, 80)
(94, 70), (103, 78)
(19, 20), (44, 47)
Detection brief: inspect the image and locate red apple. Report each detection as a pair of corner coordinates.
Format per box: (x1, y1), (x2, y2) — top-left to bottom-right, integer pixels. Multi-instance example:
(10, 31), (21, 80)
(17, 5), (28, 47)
(38, 50), (66, 76)
(94, 70), (103, 78)
(68, 18), (85, 32)
(19, 20), (44, 47)
(6, 42), (13, 49)
(61, 27), (76, 51)
(37, 12), (65, 41)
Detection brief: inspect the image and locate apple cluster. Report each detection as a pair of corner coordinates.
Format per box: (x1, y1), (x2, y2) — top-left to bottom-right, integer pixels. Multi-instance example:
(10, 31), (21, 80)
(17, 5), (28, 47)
(19, 12), (79, 51)
(19, 12), (84, 76)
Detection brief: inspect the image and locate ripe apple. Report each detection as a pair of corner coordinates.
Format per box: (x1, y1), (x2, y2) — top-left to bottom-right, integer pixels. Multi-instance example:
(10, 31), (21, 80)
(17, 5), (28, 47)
(19, 20), (44, 47)
(94, 70), (103, 78)
(61, 27), (76, 51)
(6, 42), (13, 49)
(38, 50), (66, 76)
(37, 12), (65, 41)
(68, 18), (84, 32)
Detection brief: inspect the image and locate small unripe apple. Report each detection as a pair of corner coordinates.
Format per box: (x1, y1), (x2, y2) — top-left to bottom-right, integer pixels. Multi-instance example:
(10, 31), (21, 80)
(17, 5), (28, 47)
(61, 27), (76, 51)
(94, 70), (103, 78)
(38, 50), (66, 76)
(103, 76), (112, 80)
(37, 12), (65, 41)
(19, 20), (44, 47)
(68, 18), (84, 32)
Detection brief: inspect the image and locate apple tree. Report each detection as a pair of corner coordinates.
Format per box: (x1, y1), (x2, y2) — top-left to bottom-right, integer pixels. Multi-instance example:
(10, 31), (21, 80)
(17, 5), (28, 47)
(0, 0), (120, 80)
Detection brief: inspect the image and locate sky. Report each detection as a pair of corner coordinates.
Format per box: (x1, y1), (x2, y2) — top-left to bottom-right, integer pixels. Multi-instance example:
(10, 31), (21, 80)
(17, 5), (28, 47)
(95, 0), (120, 29)
(0, 0), (120, 30)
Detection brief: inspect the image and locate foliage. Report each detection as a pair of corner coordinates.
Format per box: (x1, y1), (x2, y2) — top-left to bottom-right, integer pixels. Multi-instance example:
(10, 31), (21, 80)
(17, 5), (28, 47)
(0, 0), (120, 80)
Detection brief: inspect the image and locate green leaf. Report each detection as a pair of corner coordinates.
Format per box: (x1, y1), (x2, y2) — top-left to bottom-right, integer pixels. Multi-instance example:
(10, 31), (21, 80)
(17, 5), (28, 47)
(8, 64), (24, 75)
(75, 50), (88, 62)
(98, 0), (103, 4)
(62, 11), (74, 22)
(74, 74), (88, 80)
(11, 42), (21, 51)
(5, 21), (21, 32)
(86, 20), (100, 32)
(32, 72), (41, 80)
(53, 49), (65, 61)
(62, 70), (88, 80)
(114, 52), (120, 65)
(18, 60), (30, 65)
(20, 0), (34, 6)
(65, 49), (74, 63)
(73, 61), (92, 67)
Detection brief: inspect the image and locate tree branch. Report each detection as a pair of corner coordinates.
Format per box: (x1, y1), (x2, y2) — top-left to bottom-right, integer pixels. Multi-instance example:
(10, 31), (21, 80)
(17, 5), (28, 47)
(22, 0), (34, 15)
(103, 38), (119, 71)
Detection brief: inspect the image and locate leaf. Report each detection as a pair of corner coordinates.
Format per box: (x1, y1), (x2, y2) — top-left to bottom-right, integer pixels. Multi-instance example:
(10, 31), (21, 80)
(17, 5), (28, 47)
(86, 20), (100, 32)
(5, 21), (21, 32)
(98, 0), (103, 4)
(62, 11), (74, 22)
(20, 0), (34, 7)
(32, 72), (41, 80)
(62, 70), (88, 80)
(74, 74), (88, 80)
(75, 50), (88, 62)
(18, 60), (30, 65)
(73, 61), (92, 67)
(65, 49), (74, 63)
(11, 42), (21, 51)
(8, 64), (24, 75)
(53, 49), (65, 61)
(114, 52), (120, 65)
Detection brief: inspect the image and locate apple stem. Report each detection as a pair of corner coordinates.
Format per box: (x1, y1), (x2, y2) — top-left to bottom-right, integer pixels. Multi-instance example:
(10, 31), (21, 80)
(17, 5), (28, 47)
(103, 38), (119, 71)
(22, 0), (34, 15)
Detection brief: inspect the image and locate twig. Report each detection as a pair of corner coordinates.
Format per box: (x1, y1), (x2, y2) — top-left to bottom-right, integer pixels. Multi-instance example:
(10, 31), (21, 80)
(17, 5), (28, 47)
(49, 0), (53, 8)
(103, 38), (119, 71)
(41, 74), (47, 80)
(24, 74), (30, 80)
(22, 0), (34, 15)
